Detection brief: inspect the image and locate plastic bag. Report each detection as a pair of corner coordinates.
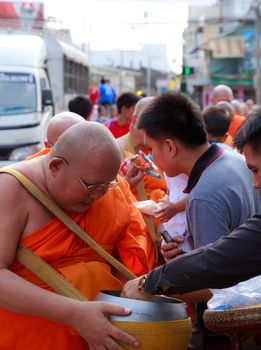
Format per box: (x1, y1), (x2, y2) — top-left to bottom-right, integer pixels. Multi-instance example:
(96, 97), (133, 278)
(120, 150), (159, 176)
(133, 200), (165, 216)
(207, 275), (261, 310)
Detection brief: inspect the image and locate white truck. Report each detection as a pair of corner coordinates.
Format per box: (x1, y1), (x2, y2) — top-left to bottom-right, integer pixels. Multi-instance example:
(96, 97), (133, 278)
(0, 33), (89, 166)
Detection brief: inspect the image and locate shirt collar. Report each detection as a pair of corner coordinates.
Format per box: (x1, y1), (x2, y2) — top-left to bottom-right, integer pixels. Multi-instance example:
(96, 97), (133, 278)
(183, 143), (223, 194)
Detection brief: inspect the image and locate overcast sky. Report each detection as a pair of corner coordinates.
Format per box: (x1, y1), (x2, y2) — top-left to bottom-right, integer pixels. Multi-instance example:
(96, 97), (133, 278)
(44, 0), (215, 72)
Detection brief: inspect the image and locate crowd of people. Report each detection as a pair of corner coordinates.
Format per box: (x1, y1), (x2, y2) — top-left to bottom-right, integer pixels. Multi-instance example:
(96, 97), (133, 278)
(0, 81), (260, 350)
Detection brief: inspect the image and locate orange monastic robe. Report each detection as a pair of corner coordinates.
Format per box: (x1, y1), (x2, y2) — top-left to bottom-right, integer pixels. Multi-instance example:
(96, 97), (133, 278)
(131, 170), (167, 203)
(224, 134), (233, 147)
(228, 114), (245, 137)
(27, 147), (52, 159)
(0, 177), (154, 350)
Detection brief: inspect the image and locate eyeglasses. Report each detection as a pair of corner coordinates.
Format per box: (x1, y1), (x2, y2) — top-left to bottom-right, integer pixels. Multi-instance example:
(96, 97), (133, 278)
(56, 156), (119, 194)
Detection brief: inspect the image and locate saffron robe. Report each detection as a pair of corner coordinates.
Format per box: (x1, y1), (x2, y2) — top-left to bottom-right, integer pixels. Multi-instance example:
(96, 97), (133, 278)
(27, 147), (52, 160)
(228, 114), (245, 137)
(131, 171), (167, 202)
(0, 177), (154, 350)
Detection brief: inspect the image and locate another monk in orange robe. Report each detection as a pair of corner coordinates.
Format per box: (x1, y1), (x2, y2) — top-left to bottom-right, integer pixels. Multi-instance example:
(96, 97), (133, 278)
(27, 146), (51, 159)
(0, 119), (150, 350)
(224, 133), (233, 147)
(117, 99), (167, 264)
(228, 114), (245, 137)
(117, 97), (167, 202)
(28, 112), (86, 161)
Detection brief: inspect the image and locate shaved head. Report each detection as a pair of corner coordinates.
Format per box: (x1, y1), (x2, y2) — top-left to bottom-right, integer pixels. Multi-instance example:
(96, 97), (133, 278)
(51, 121), (121, 179)
(134, 96), (155, 117)
(127, 96), (156, 151)
(216, 101), (235, 120)
(47, 112), (85, 146)
(231, 99), (243, 115)
(133, 96), (155, 128)
(212, 84), (233, 104)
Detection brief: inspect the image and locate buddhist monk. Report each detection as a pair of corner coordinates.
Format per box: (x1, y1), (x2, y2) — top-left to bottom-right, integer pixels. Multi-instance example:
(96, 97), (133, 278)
(29, 112), (155, 271)
(0, 121), (156, 349)
(46, 111), (85, 147)
(28, 111), (85, 159)
(117, 98), (167, 263)
(117, 97), (167, 201)
(36, 111), (155, 271)
(210, 84), (245, 137)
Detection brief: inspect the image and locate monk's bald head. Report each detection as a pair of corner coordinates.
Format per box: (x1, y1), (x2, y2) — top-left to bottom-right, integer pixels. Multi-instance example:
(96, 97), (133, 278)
(47, 112), (85, 146)
(216, 101), (235, 120)
(133, 96), (155, 128)
(51, 121), (121, 178)
(211, 85), (233, 104)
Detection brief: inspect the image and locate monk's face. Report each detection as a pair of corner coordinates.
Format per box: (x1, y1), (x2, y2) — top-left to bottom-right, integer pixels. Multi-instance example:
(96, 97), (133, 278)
(50, 156), (119, 213)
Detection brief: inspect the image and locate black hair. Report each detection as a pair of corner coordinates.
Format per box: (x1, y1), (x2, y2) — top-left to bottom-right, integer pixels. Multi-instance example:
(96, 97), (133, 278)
(234, 110), (261, 154)
(137, 92), (207, 148)
(116, 92), (140, 114)
(202, 106), (231, 137)
(68, 95), (92, 119)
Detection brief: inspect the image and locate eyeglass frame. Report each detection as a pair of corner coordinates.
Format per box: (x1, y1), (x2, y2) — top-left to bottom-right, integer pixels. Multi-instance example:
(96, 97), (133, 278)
(55, 156), (119, 194)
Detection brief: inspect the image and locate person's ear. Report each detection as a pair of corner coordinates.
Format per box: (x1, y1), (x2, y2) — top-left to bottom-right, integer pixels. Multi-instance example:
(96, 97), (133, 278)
(49, 157), (64, 177)
(164, 138), (177, 158)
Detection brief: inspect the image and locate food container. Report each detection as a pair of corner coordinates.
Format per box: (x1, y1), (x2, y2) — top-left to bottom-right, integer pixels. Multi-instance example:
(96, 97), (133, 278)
(95, 290), (192, 350)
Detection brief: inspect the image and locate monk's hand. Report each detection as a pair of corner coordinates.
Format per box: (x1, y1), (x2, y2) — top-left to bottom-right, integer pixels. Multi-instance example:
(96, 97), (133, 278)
(154, 199), (177, 222)
(161, 239), (184, 262)
(70, 301), (139, 350)
(123, 162), (145, 189)
(121, 276), (152, 301)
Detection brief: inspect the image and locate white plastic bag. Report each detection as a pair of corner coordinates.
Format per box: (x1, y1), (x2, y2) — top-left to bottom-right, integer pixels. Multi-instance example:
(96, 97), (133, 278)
(133, 200), (164, 216)
(207, 275), (261, 310)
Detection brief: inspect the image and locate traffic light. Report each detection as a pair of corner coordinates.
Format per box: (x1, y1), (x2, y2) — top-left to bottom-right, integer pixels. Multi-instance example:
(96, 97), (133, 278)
(180, 81), (187, 93)
(182, 66), (194, 76)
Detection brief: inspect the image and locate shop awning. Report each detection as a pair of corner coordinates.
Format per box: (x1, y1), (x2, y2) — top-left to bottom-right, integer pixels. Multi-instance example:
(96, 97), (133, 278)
(209, 36), (244, 58)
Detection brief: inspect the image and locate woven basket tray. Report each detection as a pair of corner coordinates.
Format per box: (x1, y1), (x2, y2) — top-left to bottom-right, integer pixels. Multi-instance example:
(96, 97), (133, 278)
(203, 304), (261, 332)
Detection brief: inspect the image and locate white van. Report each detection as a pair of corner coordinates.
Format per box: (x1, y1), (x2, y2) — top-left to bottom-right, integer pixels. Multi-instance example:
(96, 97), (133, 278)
(0, 33), (89, 166)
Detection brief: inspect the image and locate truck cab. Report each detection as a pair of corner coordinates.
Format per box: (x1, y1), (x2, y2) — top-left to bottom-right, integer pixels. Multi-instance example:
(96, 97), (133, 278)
(0, 33), (90, 167)
(0, 34), (53, 166)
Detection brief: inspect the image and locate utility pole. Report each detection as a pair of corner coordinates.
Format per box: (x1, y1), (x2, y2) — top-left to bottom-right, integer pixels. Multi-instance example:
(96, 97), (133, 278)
(146, 57), (151, 95)
(119, 49), (124, 94)
(219, 0), (224, 33)
(255, 1), (261, 105)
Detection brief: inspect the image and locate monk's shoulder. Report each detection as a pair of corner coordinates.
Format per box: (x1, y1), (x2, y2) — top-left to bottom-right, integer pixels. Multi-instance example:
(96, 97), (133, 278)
(0, 168), (31, 211)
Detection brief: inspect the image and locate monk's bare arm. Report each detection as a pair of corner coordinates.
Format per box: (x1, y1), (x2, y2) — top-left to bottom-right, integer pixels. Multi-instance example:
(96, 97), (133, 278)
(0, 175), (138, 349)
(0, 174), (79, 323)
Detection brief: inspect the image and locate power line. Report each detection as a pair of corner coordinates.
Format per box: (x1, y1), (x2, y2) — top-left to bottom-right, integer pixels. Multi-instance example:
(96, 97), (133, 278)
(124, 17), (247, 26)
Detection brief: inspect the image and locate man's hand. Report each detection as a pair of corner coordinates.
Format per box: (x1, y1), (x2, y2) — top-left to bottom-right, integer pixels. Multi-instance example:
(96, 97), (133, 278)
(70, 301), (140, 350)
(161, 237), (185, 261)
(121, 277), (152, 301)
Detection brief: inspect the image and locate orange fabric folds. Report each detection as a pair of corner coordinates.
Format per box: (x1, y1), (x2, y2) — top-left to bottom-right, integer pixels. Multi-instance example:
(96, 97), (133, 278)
(27, 147), (52, 160)
(228, 114), (245, 137)
(0, 182), (153, 350)
(132, 169), (167, 202)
